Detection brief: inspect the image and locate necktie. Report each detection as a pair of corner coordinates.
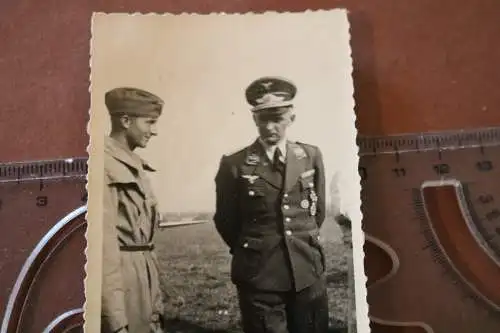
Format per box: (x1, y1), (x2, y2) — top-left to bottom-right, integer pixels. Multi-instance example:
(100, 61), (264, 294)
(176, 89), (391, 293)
(273, 148), (285, 173)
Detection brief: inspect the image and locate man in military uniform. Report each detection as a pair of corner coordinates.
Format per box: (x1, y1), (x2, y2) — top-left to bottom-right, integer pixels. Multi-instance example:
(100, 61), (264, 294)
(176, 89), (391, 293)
(101, 87), (165, 333)
(213, 76), (329, 333)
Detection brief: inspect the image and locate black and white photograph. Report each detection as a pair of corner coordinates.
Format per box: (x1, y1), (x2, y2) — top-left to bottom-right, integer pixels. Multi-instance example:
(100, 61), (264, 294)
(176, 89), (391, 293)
(85, 10), (367, 333)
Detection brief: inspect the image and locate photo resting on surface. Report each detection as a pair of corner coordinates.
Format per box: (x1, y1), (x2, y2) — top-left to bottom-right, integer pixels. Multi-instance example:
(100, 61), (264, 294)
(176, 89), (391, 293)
(85, 10), (368, 333)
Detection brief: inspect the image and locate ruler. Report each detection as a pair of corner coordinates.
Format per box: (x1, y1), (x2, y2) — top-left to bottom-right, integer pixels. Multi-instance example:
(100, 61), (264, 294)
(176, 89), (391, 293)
(358, 126), (500, 333)
(0, 158), (88, 333)
(1, 127), (500, 333)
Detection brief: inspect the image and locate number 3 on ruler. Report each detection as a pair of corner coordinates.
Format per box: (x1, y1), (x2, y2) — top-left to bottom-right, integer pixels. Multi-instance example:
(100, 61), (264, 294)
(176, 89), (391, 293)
(36, 196), (48, 207)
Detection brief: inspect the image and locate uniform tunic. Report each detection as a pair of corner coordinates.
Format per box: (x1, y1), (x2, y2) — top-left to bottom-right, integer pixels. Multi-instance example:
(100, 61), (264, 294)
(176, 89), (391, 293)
(101, 137), (164, 333)
(214, 138), (329, 333)
(214, 138), (326, 291)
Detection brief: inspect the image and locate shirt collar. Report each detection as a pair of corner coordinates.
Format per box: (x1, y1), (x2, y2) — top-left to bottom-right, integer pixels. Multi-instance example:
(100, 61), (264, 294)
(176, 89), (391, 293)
(258, 137), (287, 162)
(105, 136), (156, 172)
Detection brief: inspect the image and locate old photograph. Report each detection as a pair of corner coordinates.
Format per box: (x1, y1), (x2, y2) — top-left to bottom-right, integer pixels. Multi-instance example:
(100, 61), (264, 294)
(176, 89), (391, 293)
(85, 10), (367, 333)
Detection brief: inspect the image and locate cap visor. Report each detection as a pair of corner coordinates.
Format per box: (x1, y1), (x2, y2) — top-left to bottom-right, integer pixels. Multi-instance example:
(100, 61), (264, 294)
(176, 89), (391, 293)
(251, 101), (294, 113)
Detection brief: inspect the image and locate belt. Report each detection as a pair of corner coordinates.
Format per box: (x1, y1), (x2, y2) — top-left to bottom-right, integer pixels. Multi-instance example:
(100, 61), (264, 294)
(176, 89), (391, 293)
(119, 243), (155, 252)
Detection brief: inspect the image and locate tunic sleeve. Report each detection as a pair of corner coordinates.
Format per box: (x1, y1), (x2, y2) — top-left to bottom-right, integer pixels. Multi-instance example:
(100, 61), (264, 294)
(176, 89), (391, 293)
(213, 155), (240, 252)
(101, 179), (128, 332)
(314, 147), (326, 227)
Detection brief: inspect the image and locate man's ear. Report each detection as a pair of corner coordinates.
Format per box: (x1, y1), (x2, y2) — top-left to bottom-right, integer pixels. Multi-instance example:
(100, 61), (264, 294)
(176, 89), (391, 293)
(119, 115), (132, 129)
(289, 113), (296, 123)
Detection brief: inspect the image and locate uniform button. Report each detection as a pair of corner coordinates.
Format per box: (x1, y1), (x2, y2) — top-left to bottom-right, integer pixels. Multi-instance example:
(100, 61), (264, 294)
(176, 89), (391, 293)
(243, 242), (249, 248)
(283, 204), (290, 210)
(285, 230), (292, 236)
(249, 190), (255, 196)
(283, 193), (289, 198)
(285, 217), (291, 222)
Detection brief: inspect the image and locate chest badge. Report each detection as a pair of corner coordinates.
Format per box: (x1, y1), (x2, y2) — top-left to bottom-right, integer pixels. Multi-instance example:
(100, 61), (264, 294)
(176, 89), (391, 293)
(300, 169), (315, 178)
(300, 199), (310, 209)
(309, 189), (318, 216)
(310, 204), (317, 216)
(242, 174), (259, 184)
(245, 153), (260, 165)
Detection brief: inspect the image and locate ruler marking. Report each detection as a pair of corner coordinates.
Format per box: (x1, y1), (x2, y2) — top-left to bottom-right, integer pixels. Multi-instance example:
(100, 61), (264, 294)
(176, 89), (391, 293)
(414, 187), (476, 297)
(0, 158), (87, 182)
(0, 175), (86, 184)
(358, 142), (500, 156)
(436, 139), (443, 160)
(478, 134), (486, 155)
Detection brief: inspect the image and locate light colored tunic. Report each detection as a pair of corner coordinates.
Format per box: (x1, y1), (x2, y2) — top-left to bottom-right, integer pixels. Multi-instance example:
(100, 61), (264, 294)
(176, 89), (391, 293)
(101, 137), (164, 333)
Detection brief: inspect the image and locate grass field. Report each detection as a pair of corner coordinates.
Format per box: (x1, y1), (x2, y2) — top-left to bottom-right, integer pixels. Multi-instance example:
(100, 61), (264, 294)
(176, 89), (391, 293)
(154, 217), (354, 333)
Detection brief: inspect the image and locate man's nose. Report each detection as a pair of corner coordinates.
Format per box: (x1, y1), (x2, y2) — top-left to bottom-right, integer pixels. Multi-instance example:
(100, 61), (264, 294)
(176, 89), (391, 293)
(150, 124), (158, 135)
(265, 122), (276, 130)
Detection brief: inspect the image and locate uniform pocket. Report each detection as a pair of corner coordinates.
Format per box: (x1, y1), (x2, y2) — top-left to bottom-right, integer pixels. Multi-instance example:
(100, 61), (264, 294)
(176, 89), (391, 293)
(240, 180), (268, 214)
(300, 174), (315, 190)
(232, 237), (266, 279)
(245, 185), (266, 197)
(238, 237), (265, 261)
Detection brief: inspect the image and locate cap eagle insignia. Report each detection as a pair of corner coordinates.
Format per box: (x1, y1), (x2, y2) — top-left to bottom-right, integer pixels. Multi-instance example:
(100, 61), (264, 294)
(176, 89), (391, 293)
(261, 81), (273, 91)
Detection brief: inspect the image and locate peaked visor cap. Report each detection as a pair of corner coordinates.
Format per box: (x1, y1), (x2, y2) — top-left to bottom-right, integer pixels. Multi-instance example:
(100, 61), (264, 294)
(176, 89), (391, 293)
(245, 76), (297, 113)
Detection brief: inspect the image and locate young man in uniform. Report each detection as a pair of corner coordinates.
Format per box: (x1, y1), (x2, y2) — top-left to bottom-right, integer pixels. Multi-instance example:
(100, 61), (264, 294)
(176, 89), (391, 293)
(213, 76), (329, 333)
(101, 87), (165, 333)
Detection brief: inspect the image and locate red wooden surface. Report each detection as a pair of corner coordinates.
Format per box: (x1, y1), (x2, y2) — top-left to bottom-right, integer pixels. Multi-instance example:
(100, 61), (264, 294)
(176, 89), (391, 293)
(1, 0), (500, 163)
(0, 1), (499, 332)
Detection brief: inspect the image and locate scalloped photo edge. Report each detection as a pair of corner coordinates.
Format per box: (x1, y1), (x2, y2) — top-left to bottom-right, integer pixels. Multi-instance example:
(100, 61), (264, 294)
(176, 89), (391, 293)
(85, 9), (368, 333)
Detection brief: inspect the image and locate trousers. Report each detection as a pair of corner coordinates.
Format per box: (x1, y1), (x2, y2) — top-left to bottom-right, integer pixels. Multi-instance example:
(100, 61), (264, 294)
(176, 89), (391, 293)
(236, 276), (329, 333)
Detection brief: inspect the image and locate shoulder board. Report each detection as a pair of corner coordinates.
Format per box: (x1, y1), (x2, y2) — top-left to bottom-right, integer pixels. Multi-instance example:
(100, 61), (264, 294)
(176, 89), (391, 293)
(294, 141), (319, 153)
(294, 140), (315, 148)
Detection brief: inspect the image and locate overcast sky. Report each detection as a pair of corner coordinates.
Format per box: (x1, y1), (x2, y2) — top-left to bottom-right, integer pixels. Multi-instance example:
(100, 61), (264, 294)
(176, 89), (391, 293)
(90, 10), (360, 218)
